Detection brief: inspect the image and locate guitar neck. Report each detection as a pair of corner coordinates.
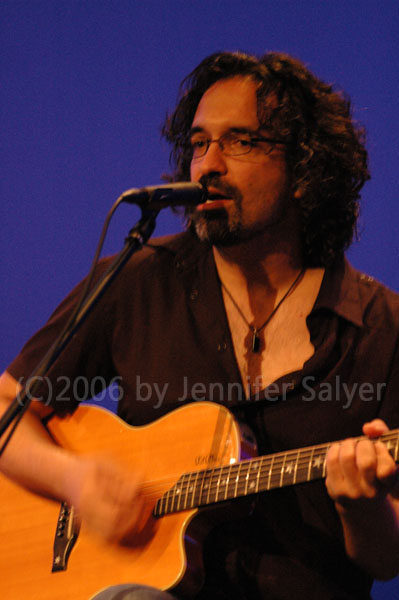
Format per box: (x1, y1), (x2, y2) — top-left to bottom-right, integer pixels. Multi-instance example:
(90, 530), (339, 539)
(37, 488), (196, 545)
(154, 429), (399, 517)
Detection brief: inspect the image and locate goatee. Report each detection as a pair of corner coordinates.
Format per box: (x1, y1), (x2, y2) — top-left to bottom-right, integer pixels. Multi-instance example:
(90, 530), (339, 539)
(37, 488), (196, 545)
(187, 175), (244, 246)
(189, 209), (244, 246)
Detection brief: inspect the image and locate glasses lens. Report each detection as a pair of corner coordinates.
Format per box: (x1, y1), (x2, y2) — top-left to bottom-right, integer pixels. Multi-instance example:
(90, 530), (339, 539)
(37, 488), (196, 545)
(190, 135), (208, 158)
(189, 132), (279, 158)
(222, 133), (253, 156)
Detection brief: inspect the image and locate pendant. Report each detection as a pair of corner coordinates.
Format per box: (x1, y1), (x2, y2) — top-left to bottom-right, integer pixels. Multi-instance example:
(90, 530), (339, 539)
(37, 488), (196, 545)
(252, 330), (260, 353)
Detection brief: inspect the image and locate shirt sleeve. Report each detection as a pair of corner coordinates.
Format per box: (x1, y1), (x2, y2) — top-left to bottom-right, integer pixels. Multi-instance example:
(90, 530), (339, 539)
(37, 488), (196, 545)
(377, 336), (399, 429)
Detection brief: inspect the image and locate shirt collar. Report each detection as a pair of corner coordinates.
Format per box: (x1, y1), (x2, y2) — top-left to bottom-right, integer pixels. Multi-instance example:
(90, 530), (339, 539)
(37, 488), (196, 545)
(313, 258), (364, 327)
(171, 234), (366, 328)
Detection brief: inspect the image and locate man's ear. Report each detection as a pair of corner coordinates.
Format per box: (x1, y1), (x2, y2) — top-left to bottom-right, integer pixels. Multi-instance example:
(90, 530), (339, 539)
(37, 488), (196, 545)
(293, 185), (304, 199)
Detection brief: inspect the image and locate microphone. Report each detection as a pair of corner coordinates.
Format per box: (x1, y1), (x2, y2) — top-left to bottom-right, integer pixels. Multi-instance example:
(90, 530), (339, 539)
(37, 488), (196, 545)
(119, 182), (207, 210)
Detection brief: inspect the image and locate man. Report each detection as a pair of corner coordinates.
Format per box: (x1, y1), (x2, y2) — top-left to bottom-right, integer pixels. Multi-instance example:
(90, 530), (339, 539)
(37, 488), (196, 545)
(1, 51), (399, 599)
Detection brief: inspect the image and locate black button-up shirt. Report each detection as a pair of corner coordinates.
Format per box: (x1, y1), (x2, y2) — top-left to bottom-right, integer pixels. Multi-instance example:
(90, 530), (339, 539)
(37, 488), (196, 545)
(8, 230), (399, 598)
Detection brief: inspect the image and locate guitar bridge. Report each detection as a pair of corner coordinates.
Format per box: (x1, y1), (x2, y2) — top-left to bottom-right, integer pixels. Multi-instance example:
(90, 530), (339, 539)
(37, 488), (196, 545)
(52, 502), (80, 572)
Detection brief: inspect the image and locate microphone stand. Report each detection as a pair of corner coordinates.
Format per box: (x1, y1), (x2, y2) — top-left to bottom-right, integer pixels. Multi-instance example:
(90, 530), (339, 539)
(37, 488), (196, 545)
(0, 208), (158, 448)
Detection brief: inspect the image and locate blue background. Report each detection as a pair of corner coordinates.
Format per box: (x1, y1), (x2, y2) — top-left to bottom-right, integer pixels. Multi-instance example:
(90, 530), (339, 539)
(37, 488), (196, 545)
(1, 2), (398, 596)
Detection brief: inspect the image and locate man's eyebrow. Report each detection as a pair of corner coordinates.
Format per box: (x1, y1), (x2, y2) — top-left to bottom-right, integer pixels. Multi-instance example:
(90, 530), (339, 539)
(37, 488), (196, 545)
(188, 126), (258, 137)
(189, 126), (205, 136)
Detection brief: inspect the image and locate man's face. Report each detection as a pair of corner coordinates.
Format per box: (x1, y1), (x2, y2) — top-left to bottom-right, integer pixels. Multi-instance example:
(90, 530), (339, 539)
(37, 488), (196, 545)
(189, 76), (298, 246)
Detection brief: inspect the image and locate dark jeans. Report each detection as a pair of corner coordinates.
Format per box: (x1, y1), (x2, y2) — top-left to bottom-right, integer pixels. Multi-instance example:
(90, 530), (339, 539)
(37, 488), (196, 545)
(90, 584), (175, 600)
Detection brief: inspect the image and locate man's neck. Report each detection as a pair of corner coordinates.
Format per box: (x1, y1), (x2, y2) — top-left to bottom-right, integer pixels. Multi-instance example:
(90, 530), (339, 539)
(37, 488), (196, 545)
(212, 232), (303, 298)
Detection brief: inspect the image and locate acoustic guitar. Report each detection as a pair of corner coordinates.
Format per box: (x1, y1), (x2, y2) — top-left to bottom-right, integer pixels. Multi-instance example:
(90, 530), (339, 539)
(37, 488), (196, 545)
(1, 401), (397, 599)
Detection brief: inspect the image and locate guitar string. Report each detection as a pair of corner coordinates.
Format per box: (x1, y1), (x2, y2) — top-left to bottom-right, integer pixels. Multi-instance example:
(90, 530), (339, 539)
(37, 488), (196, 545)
(137, 431), (399, 494)
(134, 433), (399, 504)
(137, 448), (329, 494)
(171, 451), (398, 504)
(140, 456), (326, 497)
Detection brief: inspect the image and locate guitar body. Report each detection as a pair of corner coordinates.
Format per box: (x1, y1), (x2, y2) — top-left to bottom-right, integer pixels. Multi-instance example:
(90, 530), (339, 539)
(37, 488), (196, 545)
(0, 402), (249, 599)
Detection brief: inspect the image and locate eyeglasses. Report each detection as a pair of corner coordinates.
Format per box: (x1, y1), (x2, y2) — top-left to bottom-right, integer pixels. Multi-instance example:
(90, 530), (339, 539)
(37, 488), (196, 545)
(189, 131), (287, 160)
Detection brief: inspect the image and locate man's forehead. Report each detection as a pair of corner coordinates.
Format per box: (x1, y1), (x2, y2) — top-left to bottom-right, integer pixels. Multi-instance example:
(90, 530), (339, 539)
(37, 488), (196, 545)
(191, 76), (260, 131)
(191, 75), (278, 133)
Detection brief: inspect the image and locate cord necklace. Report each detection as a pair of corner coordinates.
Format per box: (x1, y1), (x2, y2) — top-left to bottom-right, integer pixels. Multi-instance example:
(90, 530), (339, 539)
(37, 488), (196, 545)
(221, 267), (306, 353)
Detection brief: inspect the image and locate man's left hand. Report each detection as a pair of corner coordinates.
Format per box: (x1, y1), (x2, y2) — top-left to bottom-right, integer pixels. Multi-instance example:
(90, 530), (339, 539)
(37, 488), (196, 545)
(326, 419), (399, 510)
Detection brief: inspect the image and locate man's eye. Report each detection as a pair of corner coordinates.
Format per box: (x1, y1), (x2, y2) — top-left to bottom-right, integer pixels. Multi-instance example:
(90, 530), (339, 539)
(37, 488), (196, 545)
(190, 138), (207, 149)
(232, 137), (253, 148)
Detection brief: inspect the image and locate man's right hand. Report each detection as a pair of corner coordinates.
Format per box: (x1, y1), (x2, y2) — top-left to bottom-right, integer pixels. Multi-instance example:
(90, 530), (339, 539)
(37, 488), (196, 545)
(67, 455), (145, 544)
(0, 371), (145, 546)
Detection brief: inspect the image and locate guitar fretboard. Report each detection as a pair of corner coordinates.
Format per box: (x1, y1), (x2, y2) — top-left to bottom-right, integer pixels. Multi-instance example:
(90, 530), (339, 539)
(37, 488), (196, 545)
(154, 430), (399, 518)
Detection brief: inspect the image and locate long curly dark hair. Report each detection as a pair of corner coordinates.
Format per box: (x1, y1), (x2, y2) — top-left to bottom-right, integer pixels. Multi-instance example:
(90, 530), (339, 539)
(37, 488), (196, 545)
(162, 51), (370, 267)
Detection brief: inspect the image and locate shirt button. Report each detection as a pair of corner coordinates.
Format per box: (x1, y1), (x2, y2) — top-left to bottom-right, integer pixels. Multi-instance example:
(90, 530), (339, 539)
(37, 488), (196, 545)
(217, 342), (227, 352)
(175, 259), (186, 270)
(360, 273), (374, 283)
(190, 289), (199, 300)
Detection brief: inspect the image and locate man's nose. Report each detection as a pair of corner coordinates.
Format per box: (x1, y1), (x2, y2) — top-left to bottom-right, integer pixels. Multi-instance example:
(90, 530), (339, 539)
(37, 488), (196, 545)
(195, 141), (228, 177)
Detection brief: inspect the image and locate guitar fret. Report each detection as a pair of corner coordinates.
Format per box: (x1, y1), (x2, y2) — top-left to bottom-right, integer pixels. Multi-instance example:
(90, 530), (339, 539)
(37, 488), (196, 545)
(266, 456), (274, 490)
(191, 470), (200, 508)
(206, 468), (216, 504)
(215, 467), (223, 502)
(198, 470), (208, 506)
(281, 453), (296, 487)
(161, 492), (166, 515)
(293, 450), (299, 484)
(297, 452), (311, 484)
(192, 472), (198, 507)
(322, 448), (328, 478)
(163, 487), (168, 514)
(234, 462), (243, 498)
(307, 447), (315, 482)
(184, 472), (193, 510)
(154, 429), (399, 519)
(181, 476), (188, 510)
(273, 457), (287, 489)
(385, 437), (396, 460)
(279, 453), (287, 488)
(204, 470), (212, 505)
(256, 459), (263, 492)
(248, 461), (257, 493)
(243, 461), (251, 495)
(219, 469), (225, 501)
(311, 450), (325, 478)
(205, 470), (213, 504)
(246, 461), (256, 494)
(388, 436), (396, 460)
(232, 464), (240, 497)
(211, 471), (219, 500)
(174, 479), (182, 512)
(165, 486), (172, 514)
(224, 464), (231, 500)
(154, 496), (161, 517)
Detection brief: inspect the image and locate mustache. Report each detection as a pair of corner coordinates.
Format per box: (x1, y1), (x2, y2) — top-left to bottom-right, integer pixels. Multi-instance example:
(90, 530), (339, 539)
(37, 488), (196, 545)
(199, 175), (241, 201)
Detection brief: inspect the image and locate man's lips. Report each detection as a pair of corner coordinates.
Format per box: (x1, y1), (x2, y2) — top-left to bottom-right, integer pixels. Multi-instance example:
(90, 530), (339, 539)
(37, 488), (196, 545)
(196, 199), (233, 211)
(196, 188), (234, 211)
